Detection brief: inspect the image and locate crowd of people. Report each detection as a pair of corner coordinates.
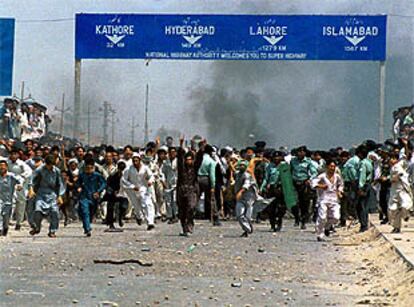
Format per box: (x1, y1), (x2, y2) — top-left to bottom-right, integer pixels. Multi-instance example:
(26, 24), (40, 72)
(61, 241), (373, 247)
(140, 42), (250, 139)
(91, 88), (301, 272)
(0, 96), (50, 141)
(393, 104), (414, 140)
(0, 97), (413, 241)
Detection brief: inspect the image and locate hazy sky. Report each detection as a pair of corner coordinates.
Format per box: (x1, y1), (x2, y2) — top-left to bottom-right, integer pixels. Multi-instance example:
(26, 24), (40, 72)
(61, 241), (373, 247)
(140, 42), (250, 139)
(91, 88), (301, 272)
(1, 0), (413, 148)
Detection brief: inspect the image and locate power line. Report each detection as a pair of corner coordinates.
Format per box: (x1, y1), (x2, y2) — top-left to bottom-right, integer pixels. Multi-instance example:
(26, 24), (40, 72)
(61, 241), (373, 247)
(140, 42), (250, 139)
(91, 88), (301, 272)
(388, 13), (414, 18)
(16, 17), (74, 23)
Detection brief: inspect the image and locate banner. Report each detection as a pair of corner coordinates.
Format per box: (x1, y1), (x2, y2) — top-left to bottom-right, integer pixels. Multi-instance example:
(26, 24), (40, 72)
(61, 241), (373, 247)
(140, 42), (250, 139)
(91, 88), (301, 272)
(76, 14), (386, 61)
(0, 18), (15, 95)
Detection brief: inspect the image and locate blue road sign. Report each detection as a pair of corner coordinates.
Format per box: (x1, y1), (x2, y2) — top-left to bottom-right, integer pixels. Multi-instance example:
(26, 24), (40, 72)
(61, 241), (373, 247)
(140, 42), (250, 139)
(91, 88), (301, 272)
(75, 14), (386, 61)
(0, 18), (15, 95)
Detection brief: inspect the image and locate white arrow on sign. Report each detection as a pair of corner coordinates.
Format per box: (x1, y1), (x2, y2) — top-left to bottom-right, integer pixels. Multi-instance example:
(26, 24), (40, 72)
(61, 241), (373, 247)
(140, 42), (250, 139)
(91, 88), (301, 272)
(345, 35), (366, 46)
(183, 35), (203, 45)
(263, 35), (284, 46)
(105, 34), (126, 44)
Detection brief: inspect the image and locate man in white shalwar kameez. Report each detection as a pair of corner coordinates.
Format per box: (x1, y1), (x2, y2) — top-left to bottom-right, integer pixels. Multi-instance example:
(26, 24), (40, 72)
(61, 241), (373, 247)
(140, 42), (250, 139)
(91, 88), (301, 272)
(122, 153), (155, 230)
(388, 153), (413, 233)
(312, 160), (344, 241)
(7, 147), (32, 230)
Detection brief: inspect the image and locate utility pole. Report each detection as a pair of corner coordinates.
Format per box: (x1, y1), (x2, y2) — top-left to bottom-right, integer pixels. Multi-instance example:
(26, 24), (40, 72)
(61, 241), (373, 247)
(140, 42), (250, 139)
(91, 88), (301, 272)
(54, 93), (71, 136)
(144, 84), (149, 144)
(20, 81), (25, 101)
(129, 117), (140, 145)
(379, 61), (386, 142)
(110, 108), (116, 145)
(59, 94), (65, 135)
(102, 101), (110, 144)
(84, 101), (102, 146)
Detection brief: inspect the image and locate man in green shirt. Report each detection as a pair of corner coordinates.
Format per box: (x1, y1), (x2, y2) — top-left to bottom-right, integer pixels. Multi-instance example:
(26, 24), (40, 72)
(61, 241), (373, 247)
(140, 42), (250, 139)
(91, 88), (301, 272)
(261, 151), (287, 232)
(197, 144), (221, 226)
(356, 145), (373, 232)
(403, 110), (414, 126)
(290, 146), (318, 229)
(339, 148), (362, 226)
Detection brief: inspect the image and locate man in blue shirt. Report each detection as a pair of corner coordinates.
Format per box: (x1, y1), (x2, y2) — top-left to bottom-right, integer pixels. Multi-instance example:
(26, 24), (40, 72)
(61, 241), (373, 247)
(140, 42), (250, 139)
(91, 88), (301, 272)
(76, 158), (106, 237)
(30, 155), (65, 238)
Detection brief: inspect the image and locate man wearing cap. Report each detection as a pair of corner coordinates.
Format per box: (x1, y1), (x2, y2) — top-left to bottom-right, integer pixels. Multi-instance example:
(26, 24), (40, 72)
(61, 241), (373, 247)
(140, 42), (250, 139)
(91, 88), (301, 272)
(261, 151), (287, 232)
(122, 153), (155, 230)
(290, 146), (317, 229)
(68, 158), (80, 177)
(0, 159), (23, 236)
(7, 147), (32, 231)
(30, 155), (65, 238)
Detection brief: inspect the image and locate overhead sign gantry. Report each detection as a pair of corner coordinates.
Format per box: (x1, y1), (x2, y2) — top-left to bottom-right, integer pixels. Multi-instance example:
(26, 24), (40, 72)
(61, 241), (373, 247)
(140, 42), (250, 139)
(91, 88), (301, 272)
(74, 14), (387, 140)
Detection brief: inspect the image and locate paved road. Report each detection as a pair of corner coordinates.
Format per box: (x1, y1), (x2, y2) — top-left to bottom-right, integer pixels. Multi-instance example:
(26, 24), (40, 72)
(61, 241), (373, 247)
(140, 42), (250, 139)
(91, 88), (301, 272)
(1, 220), (365, 306)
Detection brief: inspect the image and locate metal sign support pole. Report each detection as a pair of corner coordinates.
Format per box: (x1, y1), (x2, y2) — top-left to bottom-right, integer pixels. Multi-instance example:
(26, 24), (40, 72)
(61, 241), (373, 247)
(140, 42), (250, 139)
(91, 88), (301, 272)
(144, 83), (149, 144)
(87, 101), (91, 145)
(74, 59), (82, 139)
(379, 61), (386, 142)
